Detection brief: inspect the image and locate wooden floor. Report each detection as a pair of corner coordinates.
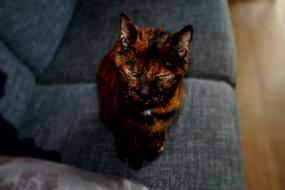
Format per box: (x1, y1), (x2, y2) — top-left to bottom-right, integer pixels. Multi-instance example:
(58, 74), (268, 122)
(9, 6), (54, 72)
(229, 0), (285, 189)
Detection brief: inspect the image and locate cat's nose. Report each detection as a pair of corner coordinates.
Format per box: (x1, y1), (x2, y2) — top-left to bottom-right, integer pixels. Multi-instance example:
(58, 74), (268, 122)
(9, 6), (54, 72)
(141, 86), (150, 100)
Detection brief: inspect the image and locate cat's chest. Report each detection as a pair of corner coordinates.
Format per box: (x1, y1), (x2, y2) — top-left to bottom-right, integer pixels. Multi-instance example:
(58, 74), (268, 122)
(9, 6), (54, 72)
(142, 109), (152, 117)
(118, 106), (156, 123)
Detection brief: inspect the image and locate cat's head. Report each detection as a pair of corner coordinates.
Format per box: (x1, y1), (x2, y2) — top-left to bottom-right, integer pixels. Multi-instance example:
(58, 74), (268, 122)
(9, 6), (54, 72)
(114, 13), (193, 108)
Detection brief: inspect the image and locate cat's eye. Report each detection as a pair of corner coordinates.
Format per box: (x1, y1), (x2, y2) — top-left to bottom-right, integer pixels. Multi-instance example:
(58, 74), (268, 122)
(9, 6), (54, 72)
(158, 74), (174, 81)
(132, 72), (141, 78)
(165, 62), (177, 72)
(128, 70), (140, 78)
(127, 61), (135, 66)
(165, 62), (172, 67)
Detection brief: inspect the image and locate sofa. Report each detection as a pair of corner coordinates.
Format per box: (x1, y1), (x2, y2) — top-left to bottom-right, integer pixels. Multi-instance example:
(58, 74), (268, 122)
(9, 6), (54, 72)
(0, 0), (244, 189)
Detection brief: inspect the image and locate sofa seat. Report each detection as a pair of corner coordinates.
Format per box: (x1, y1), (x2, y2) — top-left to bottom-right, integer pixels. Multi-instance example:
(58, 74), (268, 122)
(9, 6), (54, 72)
(19, 79), (244, 190)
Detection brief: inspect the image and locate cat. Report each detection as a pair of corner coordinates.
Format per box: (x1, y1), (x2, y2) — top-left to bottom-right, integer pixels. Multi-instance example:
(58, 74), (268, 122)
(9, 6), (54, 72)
(96, 13), (193, 170)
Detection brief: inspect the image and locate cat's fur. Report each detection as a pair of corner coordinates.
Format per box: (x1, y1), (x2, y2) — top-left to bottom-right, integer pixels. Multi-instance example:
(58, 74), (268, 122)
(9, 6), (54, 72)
(96, 13), (193, 170)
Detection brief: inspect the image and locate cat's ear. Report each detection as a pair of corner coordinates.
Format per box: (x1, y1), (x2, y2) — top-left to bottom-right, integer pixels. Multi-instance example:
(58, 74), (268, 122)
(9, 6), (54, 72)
(170, 25), (193, 57)
(120, 13), (137, 47)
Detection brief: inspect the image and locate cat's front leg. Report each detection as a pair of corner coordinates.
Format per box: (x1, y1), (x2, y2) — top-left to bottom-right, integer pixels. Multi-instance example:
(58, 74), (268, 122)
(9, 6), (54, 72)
(114, 132), (144, 170)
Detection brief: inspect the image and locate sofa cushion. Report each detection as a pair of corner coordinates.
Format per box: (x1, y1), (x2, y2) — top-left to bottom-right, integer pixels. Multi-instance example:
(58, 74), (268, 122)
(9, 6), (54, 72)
(19, 79), (244, 189)
(0, 157), (149, 190)
(0, 42), (35, 128)
(39, 0), (236, 86)
(0, 0), (76, 77)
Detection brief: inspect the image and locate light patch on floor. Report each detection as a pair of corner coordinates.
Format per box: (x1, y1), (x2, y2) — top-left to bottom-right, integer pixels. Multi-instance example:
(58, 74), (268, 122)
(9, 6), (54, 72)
(230, 1), (285, 190)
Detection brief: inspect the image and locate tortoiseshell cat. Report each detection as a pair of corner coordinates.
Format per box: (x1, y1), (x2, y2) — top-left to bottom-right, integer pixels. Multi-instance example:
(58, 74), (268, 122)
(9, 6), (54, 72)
(97, 13), (193, 170)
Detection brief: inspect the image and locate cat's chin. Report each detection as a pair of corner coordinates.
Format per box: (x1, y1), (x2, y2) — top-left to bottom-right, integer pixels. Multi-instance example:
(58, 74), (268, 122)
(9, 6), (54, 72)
(132, 100), (159, 110)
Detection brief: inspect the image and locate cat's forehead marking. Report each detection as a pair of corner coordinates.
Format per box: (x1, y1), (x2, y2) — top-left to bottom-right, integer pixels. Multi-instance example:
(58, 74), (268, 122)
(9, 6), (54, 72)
(135, 30), (150, 53)
(135, 28), (169, 54)
(136, 38), (148, 52)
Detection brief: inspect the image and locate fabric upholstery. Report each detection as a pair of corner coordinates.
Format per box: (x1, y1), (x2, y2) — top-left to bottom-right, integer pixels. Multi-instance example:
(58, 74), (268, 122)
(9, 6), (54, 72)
(0, 0), (76, 77)
(0, 42), (35, 128)
(19, 79), (244, 190)
(39, 0), (236, 86)
(0, 157), (149, 190)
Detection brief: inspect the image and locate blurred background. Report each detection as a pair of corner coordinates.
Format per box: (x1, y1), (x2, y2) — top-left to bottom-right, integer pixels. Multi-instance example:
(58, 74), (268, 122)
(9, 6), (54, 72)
(0, 0), (284, 189)
(229, 0), (285, 189)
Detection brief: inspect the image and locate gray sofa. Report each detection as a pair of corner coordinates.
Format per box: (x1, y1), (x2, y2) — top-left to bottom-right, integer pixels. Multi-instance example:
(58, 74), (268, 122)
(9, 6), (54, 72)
(0, 0), (244, 189)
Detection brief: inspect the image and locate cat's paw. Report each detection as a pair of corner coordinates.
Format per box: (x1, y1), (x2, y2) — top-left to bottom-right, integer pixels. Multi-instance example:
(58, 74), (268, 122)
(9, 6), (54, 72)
(128, 154), (144, 170)
(144, 147), (163, 162)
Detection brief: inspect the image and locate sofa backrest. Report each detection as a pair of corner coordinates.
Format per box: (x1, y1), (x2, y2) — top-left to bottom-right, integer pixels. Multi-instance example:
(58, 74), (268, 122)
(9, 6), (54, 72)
(0, 0), (76, 78)
(0, 42), (35, 128)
